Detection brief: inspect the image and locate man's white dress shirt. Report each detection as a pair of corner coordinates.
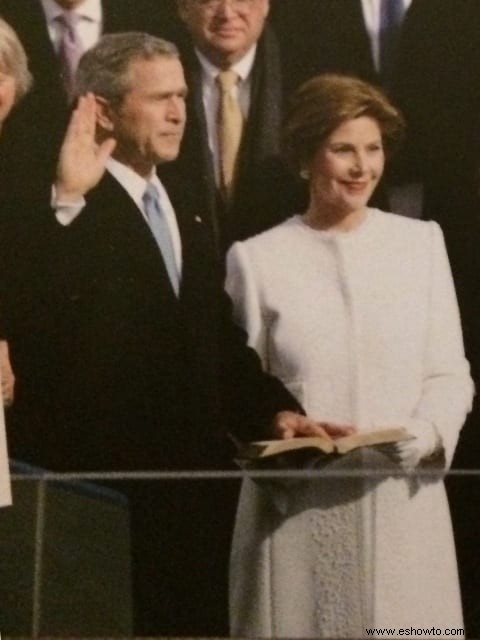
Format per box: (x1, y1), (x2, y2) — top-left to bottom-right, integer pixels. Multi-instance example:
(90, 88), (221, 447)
(41, 0), (103, 54)
(361, 0), (413, 72)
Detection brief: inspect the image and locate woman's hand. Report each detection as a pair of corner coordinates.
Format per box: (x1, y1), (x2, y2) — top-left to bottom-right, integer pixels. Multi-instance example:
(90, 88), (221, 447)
(55, 93), (116, 202)
(272, 411), (356, 439)
(0, 340), (15, 407)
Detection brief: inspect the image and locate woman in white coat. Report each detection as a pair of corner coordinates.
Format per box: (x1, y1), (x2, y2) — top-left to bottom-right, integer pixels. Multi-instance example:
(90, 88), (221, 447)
(226, 74), (474, 639)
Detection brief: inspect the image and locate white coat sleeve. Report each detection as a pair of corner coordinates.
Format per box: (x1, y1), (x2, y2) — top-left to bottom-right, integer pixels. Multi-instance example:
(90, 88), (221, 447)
(402, 222), (474, 469)
(225, 242), (268, 371)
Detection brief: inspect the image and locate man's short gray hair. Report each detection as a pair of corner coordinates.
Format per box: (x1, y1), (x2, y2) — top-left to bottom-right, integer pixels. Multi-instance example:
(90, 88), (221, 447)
(75, 32), (179, 105)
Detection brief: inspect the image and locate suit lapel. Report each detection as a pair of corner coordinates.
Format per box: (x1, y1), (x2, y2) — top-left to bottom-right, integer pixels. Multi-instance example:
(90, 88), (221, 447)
(238, 27), (282, 170)
(160, 169), (219, 302)
(88, 172), (180, 302)
(181, 48), (221, 243)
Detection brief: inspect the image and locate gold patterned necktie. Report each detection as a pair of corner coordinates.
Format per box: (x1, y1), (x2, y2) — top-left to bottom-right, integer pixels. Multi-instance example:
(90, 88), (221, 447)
(217, 69), (243, 198)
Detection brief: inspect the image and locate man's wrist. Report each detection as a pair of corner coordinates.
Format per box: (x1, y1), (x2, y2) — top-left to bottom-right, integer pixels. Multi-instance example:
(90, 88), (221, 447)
(53, 183), (86, 206)
(51, 184), (86, 226)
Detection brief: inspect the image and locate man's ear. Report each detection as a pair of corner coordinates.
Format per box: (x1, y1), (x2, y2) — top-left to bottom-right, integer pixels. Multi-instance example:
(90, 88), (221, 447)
(263, 0), (271, 20)
(94, 95), (115, 132)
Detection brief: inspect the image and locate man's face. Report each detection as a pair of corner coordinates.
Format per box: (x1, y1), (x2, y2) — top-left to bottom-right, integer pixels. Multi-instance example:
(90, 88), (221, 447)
(178, 0), (270, 67)
(105, 55), (187, 177)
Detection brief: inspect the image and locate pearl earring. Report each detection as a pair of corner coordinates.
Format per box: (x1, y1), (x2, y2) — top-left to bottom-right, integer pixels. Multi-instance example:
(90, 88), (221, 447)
(300, 168), (310, 180)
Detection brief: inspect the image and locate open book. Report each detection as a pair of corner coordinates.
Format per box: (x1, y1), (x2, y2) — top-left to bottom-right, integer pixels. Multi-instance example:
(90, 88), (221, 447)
(235, 426), (412, 466)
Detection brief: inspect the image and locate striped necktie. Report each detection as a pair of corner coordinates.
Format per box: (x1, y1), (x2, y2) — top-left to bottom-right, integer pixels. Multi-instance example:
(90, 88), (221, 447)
(56, 11), (84, 99)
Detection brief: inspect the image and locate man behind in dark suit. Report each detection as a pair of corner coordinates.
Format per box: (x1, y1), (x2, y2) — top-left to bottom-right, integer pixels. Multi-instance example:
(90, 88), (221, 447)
(48, 31), (328, 636)
(164, 0), (302, 256)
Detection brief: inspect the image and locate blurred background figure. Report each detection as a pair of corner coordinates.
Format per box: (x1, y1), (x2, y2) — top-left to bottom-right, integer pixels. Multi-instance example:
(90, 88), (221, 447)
(162, 0), (302, 257)
(272, 0), (412, 95)
(271, 0), (479, 223)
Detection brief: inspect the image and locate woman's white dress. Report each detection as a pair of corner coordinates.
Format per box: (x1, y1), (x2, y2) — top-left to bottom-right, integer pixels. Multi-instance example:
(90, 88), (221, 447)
(225, 209), (474, 639)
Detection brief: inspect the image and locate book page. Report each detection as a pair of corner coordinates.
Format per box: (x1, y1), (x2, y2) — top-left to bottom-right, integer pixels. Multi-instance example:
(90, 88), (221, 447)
(240, 435), (335, 458)
(334, 426), (411, 454)
(240, 427), (411, 460)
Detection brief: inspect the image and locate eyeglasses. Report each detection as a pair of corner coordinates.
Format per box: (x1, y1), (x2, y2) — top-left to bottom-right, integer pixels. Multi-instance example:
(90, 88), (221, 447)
(195, 0), (255, 12)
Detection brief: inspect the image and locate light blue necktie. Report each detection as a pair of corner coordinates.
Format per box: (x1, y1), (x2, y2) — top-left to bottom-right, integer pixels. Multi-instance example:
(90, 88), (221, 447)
(379, 0), (405, 86)
(142, 182), (180, 295)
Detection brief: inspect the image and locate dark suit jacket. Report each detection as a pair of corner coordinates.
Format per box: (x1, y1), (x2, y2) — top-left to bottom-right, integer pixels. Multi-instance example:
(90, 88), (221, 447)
(271, 0), (379, 98)
(391, 1), (480, 201)
(8, 170), (300, 473)
(165, 25), (303, 256)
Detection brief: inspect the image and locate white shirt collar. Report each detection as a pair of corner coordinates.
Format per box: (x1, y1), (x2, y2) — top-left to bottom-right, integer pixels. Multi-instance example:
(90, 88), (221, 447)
(105, 157), (182, 272)
(41, 0), (102, 23)
(195, 44), (257, 84)
(106, 157), (164, 211)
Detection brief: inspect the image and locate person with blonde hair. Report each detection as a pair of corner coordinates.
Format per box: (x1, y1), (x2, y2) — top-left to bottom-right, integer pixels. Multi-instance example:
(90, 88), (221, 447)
(226, 73), (473, 638)
(0, 15), (33, 394)
(0, 17), (32, 506)
(0, 16), (32, 116)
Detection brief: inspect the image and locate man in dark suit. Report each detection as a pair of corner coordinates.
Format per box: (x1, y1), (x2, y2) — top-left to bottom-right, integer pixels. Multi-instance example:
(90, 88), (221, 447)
(271, 0), (381, 96)
(44, 31), (329, 636)
(164, 0), (301, 256)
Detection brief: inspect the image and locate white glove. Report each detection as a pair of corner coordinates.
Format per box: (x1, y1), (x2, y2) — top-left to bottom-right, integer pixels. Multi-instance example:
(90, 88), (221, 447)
(384, 420), (441, 473)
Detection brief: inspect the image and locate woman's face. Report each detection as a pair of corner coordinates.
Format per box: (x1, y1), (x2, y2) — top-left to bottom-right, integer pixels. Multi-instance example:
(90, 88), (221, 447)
(0, 69), (17, 128)
(307, 116), (385, 220)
